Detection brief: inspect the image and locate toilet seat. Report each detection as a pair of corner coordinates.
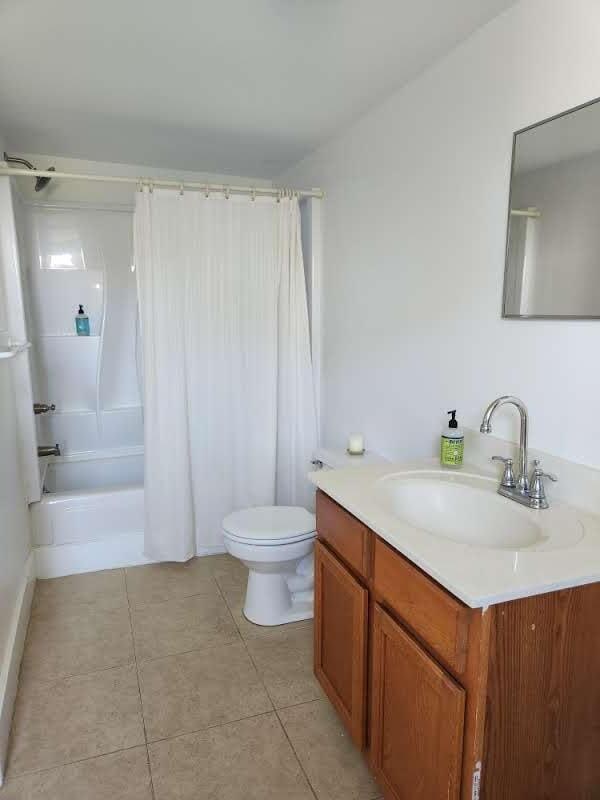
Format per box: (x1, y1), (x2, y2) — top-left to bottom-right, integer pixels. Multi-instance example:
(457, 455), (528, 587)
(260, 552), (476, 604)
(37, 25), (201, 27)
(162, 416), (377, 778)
(222, 506), (316, 546)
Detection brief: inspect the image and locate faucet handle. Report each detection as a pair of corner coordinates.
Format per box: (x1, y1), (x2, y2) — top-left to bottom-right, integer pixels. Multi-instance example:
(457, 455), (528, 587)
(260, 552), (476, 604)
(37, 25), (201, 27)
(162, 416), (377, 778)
(529, 460), (557, 508)
(530, 459), (557, 482)
(492, 455), (516, 488)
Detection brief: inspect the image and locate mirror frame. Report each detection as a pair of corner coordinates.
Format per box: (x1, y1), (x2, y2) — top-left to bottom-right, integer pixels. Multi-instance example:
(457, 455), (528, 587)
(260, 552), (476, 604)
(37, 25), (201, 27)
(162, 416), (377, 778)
(502, 95), (600, 320)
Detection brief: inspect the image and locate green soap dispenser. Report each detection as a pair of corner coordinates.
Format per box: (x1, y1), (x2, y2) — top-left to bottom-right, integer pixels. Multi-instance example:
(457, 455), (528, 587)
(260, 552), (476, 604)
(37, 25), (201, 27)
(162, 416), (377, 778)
(441, 410), (464, 468)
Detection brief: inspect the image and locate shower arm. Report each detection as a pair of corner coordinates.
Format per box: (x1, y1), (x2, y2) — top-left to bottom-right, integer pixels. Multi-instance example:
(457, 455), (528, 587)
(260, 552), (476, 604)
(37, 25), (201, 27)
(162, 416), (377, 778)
(3, 152), (35, 170)
(3, 152), (55, 191)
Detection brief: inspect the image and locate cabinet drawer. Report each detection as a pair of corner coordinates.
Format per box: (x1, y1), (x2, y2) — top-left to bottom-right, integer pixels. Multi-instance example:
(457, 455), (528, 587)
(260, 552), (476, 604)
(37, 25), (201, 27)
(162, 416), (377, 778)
(316, 491), (370, 580)
(373, 537), (470, 675)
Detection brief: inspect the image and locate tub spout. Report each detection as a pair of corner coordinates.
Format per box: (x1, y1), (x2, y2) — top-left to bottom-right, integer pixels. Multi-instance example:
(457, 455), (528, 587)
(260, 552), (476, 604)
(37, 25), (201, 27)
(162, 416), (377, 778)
(38, 444), (60, 457)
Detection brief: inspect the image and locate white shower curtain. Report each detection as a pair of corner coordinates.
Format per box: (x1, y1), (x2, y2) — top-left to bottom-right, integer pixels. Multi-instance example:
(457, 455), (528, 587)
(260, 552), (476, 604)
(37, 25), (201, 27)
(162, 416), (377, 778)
(134, 188), (317, 561)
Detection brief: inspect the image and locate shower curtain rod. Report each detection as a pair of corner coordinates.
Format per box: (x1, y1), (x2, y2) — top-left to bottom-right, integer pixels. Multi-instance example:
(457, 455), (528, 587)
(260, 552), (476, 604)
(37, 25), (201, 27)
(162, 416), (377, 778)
(0, 165), (324, 199)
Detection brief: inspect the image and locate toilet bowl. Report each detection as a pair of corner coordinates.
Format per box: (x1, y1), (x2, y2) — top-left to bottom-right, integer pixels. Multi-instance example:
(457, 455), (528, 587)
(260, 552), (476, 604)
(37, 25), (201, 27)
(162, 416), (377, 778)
(222, 506), (316, 626)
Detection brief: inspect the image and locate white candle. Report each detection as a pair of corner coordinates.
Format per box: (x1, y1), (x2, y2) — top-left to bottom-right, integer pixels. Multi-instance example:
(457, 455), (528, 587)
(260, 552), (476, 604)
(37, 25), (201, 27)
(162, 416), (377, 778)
(347, 433), (365, 455)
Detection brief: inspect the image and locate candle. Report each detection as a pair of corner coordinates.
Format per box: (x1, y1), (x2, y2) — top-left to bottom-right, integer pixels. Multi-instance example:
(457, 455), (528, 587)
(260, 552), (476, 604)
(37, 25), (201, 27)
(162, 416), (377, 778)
(347, 433), (365, 455)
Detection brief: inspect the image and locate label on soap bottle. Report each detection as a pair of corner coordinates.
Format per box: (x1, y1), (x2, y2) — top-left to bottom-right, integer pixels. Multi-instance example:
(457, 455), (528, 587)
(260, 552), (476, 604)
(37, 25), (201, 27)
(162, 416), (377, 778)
(441, 435), (464, 467)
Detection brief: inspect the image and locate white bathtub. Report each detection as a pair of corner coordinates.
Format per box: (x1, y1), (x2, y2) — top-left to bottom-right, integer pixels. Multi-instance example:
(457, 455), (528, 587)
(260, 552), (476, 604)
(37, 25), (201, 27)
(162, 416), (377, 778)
(31, 448), (149, 577)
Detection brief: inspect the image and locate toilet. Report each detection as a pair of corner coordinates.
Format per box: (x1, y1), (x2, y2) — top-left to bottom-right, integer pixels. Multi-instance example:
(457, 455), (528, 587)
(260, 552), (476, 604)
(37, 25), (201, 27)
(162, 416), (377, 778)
(223, 505), (316, 626)
(222, 450), (389, 627)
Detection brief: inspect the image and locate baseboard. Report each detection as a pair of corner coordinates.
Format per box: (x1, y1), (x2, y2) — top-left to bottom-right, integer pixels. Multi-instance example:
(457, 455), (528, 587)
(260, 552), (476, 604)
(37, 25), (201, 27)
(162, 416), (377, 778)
(35, 532), (155, 578)
(197, 544), (227, 557)
(0, 551), (36, 786)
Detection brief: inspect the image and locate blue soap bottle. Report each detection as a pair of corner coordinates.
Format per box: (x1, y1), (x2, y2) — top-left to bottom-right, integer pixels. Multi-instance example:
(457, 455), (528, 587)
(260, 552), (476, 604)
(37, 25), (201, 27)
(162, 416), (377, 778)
(75, 304), (90, 336)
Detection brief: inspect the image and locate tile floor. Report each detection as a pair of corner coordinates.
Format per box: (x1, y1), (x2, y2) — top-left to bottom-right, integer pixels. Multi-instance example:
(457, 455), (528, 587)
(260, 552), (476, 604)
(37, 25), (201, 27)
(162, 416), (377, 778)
(1, 555), (381, 800)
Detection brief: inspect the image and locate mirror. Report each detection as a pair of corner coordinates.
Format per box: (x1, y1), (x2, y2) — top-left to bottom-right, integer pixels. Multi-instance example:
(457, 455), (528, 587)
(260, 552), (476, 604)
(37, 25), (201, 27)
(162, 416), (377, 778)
(503, 97), (600, 319)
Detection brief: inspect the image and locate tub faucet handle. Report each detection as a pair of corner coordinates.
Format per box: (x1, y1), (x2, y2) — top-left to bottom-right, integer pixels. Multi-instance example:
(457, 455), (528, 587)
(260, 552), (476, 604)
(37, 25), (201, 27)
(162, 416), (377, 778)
(492, 455), (516, 488)
(37, 444), (61, 458)
(34, 402), (56, 415)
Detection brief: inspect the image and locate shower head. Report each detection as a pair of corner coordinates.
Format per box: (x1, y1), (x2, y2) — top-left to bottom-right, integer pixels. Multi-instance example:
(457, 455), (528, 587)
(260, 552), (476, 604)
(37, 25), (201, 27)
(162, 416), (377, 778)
(3, 152), (55, 191)
(35, 167), (55, 192)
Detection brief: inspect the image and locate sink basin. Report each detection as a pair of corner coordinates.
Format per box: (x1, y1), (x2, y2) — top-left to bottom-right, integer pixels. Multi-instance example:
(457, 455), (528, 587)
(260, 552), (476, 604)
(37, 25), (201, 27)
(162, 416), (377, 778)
(376, 471), (558, 550)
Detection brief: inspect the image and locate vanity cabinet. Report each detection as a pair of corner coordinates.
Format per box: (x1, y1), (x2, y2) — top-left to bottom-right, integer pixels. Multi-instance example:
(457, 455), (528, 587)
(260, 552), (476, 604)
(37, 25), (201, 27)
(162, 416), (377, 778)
(370, 604), (465, 800)
(314, 490), (600, 800)
(314, 540), (368, 748)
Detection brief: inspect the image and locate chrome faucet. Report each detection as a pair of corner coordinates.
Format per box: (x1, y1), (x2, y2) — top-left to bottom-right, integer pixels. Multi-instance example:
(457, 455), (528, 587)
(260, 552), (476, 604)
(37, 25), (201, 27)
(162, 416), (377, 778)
(38, 444), (60, 458)
(480, 396), (556, 509)
(480, 396), (529, 493)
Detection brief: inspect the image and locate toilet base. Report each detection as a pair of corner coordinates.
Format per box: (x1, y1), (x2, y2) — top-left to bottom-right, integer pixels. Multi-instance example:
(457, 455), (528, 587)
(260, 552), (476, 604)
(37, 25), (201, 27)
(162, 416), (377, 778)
(243, 557), (314, 626)
(223, 531), (315, 628)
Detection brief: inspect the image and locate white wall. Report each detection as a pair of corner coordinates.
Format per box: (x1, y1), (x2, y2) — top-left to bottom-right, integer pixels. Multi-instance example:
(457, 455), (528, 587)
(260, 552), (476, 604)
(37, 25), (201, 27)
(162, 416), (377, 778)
(279, 0), (600, 468)
(0, 135), (34, 784)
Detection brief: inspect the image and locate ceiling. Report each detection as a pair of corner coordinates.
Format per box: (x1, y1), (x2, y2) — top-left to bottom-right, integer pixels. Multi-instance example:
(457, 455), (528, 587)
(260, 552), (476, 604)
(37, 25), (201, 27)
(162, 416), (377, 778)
(0, 0), (516, 179)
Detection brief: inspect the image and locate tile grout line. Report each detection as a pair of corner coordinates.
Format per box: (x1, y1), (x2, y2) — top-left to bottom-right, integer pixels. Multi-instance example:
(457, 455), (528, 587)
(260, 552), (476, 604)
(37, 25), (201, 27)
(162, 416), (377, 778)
(212, 567), (320, 798)
(225, 578), (319, 800)
(124, 568), (157, 800)
(211, 570), (252, 644)
(273, 708), (320, 800)
(145, 709), (278, 747)
(6, 572), (139, 783)
(9, 561), (264, 790)
(18, 656), (137, 688)
(5, 743), (152, 783)
(133, 634), (244, 668)
(13, 560), (331, 797)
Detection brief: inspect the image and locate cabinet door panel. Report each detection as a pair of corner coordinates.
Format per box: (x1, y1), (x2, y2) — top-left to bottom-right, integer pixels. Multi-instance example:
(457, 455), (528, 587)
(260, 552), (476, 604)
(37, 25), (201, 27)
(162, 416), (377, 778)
(314, 540), (368, 748)
(371, 604), (465, 800)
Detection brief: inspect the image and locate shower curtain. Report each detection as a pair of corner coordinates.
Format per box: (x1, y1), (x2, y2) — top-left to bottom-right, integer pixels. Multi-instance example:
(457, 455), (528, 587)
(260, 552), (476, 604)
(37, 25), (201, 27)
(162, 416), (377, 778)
(134, 188), (317, 561)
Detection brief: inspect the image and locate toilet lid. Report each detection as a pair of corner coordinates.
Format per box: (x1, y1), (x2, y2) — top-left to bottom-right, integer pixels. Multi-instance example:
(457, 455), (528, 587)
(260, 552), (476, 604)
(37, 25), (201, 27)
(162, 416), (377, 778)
(222, 506), (316, 545)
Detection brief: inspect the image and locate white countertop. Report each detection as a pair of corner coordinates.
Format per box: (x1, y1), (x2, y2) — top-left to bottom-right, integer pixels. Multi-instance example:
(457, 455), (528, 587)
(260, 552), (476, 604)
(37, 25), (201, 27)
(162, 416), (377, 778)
(309, 459), (600, 608)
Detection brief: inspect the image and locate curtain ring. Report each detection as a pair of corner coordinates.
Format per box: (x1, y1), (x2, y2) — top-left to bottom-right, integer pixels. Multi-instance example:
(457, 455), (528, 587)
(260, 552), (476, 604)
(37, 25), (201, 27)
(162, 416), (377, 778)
(204, 184), (210, 198)
(179, 183), (184, 196)
(224, 185), (230, 200)
(276, 189), (281, 203)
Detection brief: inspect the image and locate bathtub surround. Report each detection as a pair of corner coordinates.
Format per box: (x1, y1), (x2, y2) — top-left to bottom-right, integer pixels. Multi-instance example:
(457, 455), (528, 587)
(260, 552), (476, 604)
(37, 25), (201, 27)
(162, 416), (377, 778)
(134, 190), (317, 561)
(279, 0), (600, 470)
(10, 152), (274, 463)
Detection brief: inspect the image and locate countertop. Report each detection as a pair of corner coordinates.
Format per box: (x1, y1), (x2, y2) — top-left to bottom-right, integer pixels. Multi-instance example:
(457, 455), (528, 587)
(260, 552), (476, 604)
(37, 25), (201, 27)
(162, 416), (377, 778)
(309, 459), (600, 608)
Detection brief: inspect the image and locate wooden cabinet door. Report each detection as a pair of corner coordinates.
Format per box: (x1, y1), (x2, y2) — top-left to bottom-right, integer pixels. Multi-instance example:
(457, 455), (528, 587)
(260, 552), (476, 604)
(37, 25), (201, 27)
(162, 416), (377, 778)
(370, 603), (466, 800)
(314, 540), (368, 749)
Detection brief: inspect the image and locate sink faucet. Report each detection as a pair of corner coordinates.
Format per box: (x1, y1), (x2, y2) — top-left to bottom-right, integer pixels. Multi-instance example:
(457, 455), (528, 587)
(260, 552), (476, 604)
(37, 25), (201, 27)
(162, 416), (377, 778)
(480, 396), (557, 509)
(480, 396), (529, 493)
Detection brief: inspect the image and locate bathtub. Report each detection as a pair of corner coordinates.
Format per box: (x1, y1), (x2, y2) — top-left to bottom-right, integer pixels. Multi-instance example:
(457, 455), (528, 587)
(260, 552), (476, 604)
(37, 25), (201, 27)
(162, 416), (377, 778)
(31, 448), (149, 577)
